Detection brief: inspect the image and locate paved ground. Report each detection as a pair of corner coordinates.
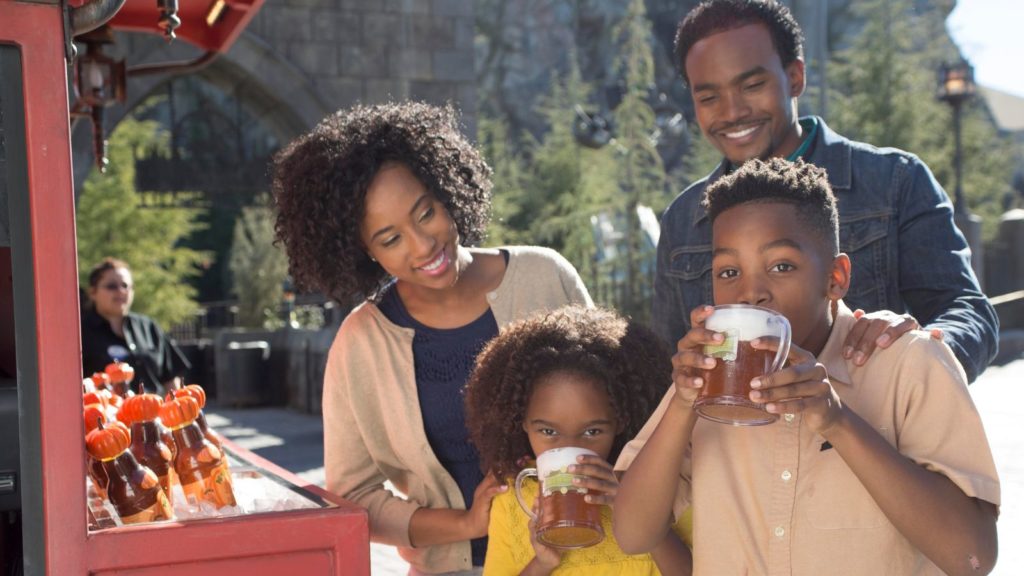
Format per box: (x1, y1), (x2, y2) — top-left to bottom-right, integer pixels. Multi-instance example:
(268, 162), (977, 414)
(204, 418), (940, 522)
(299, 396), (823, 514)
(208, 357), (1024, 575)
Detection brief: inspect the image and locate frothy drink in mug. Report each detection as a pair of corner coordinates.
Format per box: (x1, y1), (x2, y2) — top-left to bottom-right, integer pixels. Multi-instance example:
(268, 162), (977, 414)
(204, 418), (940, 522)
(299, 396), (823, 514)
(515, 447), (604, 549)
(695, 305), (791, 426)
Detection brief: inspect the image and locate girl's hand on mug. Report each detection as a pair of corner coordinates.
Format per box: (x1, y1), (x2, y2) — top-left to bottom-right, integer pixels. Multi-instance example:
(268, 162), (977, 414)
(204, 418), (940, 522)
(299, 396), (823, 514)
(463, 473), (508, 538)
(671, 305), (721, 408)
(528, 498), (562, 571)
(567, 454), (618, 507)
(748, 339), (843, 435)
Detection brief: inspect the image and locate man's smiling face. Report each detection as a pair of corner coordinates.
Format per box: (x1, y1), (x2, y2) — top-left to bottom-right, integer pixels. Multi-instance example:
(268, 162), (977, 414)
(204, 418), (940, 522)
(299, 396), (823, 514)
(686, 23), (805, 164)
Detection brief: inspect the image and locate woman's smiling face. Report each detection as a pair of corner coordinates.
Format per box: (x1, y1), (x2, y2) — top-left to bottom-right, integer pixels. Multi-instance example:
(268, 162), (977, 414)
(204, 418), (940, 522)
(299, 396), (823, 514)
(359, 162), (463, 291)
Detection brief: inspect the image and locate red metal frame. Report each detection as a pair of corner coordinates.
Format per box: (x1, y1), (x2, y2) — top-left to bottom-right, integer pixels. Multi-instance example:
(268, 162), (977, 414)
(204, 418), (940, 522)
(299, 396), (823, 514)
(2, 3), (87, 573)
(1, 2), (369, 573)
(69, 0), (265, 53)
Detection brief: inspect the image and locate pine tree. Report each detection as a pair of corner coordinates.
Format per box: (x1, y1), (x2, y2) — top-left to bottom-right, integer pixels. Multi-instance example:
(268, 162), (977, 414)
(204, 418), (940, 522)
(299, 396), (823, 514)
(228, 194), (289, 328)
(607, 0), (668, 322)
(76, 118), (208, 330)
(828, 0), (1014, 241)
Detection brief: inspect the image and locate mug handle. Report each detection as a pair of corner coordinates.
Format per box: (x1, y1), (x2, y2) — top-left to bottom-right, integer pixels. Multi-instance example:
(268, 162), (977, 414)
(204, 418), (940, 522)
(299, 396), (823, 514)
(768, 314), (792, 373)
(514, 467), (538, 520)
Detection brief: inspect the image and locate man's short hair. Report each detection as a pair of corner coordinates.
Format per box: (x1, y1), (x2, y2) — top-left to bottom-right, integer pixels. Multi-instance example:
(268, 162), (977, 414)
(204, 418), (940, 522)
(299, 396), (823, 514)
(675, 0), (805, 87)
(703, 158), (839, 255)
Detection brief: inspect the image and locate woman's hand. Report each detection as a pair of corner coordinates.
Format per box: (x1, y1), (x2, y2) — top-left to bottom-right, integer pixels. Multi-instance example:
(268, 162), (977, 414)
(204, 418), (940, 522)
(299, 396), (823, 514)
(671, 305), (722, 408)
(461, 473), (508, 539)
(567, 454), (618, 507)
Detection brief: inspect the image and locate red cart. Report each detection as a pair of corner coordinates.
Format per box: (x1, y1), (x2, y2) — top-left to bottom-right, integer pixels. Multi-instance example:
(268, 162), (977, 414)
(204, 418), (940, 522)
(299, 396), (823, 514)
(0, 2), (369, 573)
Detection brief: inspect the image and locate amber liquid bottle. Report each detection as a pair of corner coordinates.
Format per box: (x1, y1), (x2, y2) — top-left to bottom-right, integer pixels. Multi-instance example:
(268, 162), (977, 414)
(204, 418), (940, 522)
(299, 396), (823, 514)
(87, 456), (109, 500)
(169, 421), (236, 510)
(99, 450), (175, 524)
(129, 420), (177, 504)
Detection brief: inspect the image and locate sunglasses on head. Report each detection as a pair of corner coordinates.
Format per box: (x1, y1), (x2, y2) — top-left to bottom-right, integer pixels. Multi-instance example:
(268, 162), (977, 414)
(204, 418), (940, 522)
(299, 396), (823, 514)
(100, 282), (132, 291)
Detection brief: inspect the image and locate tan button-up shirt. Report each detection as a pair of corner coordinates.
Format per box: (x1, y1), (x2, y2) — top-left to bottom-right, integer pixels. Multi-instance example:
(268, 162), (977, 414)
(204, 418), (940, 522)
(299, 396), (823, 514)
(616, 302), (1000, 575)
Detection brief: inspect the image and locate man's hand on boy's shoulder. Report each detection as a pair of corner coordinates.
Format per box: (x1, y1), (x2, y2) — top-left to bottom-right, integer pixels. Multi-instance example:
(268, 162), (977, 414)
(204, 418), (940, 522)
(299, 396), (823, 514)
(671, 305), (722, 409)
(842, 309), (943, 366)
(749, 339), (843, 435)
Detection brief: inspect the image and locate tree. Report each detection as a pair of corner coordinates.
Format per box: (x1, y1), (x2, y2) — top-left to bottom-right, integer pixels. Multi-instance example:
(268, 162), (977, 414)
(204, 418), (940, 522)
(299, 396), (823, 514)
(228, 194), (289, 328)
(828, 0), (1014, 241)
(606, 0), (668, 322)
(76, 118), (208, 330)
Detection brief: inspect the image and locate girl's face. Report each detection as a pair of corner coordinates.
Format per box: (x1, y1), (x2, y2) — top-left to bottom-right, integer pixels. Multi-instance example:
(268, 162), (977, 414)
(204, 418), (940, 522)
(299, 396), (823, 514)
(522, 369), (619, 461)
(359, 162), (464, 291)
(89, 267), (134, 319)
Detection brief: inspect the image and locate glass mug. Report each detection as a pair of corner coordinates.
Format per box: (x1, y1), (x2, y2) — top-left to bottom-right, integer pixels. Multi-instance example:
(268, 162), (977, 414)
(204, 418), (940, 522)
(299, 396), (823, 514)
(514, 447), (605, 549)
(694, 304), (791, 426)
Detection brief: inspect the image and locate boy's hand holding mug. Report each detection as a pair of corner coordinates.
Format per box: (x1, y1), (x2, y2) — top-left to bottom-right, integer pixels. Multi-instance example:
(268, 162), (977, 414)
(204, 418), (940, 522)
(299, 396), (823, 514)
(748, 339), (844, 435)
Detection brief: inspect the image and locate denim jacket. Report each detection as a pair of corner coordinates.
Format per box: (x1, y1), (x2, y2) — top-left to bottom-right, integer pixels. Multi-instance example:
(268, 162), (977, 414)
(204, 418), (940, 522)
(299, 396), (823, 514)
(652, 116), (998, 382)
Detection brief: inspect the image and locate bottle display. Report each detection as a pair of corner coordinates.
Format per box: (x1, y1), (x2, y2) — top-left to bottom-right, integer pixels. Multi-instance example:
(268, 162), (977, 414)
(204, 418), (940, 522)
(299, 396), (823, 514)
(85, 421), (174, 525)
(159, 395), (236, 511)
(119, 384), (177, 504)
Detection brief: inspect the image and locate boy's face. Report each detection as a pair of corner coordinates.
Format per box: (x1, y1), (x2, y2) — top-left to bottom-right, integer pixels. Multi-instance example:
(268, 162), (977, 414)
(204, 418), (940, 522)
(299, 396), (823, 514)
(685, 23), (805, 165)
(711, 201), (848, 354)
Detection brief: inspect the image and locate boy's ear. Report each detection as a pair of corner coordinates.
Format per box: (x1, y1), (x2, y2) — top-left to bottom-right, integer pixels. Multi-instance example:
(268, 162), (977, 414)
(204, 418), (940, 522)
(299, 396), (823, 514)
(828, 253), (851, 300)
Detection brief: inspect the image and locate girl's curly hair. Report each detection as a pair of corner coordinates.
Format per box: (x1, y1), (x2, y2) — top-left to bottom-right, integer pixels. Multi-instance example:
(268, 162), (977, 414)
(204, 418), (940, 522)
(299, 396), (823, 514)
(465, 305), (671, 481)
(271, 101), (493, 303)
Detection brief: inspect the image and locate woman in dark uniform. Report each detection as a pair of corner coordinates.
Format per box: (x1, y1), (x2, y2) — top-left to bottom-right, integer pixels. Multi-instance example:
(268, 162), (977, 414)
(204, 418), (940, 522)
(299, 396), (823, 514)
(81, 258), (190, 393)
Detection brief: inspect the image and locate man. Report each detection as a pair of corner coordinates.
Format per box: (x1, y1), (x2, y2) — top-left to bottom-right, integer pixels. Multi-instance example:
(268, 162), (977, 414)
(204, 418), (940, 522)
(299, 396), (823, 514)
(653, 0), (997, 381)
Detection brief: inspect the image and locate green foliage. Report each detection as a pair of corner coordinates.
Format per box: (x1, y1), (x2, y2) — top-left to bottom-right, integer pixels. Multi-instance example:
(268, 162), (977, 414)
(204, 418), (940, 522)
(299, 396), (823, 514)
(76, 118), (208, 330)
(605, 0), (669, 322)
(828, 0), (1015, 241)
(478, 0), (671, 322)
(228, 194), (290, 328)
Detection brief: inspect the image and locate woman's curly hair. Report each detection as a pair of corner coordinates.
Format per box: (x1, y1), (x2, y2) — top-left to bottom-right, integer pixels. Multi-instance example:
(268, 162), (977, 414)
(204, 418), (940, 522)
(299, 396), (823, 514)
(271, 101), (493, 303)
(465, 305), (671, 481)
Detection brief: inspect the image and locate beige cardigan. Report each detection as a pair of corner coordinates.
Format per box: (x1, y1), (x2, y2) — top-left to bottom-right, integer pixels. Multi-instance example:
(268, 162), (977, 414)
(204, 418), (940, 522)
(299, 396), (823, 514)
(323, 246), (593, 573)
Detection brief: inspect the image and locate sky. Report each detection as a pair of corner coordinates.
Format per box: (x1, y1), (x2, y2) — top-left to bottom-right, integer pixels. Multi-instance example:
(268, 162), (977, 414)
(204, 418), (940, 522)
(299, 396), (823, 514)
(946, 0), (1024, 98)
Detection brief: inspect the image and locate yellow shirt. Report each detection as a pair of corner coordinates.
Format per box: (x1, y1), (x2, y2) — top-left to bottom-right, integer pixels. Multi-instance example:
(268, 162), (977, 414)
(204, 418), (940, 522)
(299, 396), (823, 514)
(483, 479), (691, 576)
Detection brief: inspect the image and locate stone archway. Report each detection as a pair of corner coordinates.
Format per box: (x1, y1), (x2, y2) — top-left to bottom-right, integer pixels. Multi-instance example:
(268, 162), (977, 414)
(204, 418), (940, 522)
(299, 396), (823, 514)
(71, 30), (329, 197)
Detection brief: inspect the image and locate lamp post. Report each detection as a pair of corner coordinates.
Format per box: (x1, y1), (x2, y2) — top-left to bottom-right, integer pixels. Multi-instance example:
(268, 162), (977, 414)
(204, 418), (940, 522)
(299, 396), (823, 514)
(936, 59), (984, 286)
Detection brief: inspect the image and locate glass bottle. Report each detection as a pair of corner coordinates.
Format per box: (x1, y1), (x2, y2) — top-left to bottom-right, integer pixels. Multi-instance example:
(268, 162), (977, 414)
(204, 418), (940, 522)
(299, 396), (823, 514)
(86, 423), (174, 524)
(174, 384), (222, 448)
(160, 396), (236, 511)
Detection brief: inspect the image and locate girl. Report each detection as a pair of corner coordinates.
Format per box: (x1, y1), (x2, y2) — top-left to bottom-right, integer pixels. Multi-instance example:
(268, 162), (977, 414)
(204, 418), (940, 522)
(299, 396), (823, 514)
(465, 305), (690, 575)
(271, 102), (592, 574)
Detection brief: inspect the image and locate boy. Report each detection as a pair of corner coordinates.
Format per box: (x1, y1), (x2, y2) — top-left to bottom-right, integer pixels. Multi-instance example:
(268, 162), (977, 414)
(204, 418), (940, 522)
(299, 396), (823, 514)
(614, 158), (1000, 575)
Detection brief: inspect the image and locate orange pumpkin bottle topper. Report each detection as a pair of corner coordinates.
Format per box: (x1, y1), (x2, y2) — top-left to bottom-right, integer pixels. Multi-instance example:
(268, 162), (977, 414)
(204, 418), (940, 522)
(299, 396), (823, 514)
(85, 421), (174, 525)
(83, 405), (111, 500)
(120, 383), (177, 504)
(104, 361), (135, 399)
(160, 395), (236, 511)
(173, 384), (221, 448)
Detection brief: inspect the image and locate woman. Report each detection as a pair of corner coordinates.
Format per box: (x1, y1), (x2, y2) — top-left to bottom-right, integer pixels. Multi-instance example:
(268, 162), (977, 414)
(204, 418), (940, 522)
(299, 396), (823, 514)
(81, 258), (190, 393)
(271, 102), (592, 574)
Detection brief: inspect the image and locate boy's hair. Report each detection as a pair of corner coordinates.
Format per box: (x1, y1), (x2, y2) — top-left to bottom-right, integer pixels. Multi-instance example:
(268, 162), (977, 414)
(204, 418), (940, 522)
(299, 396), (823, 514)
(675, 0), (804, 86)
(703, 158), (839, 254)
(271, 101), (493, 304)
(465, 305), (669, 481)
